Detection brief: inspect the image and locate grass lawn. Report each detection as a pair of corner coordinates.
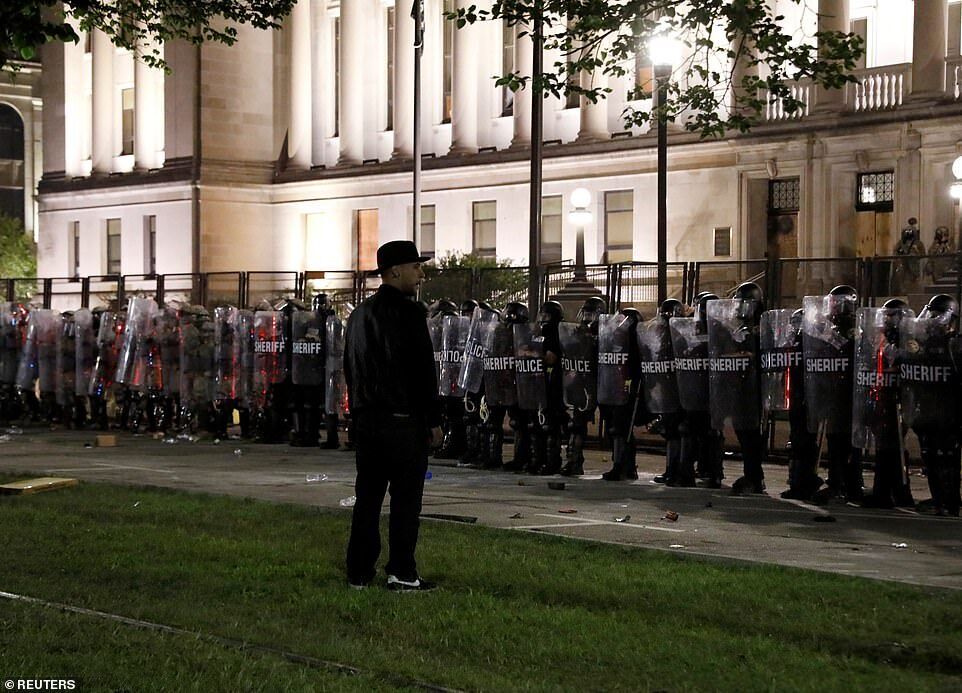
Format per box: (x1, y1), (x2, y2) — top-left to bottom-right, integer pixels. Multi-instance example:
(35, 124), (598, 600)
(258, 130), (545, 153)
(0, 480), (960, 692)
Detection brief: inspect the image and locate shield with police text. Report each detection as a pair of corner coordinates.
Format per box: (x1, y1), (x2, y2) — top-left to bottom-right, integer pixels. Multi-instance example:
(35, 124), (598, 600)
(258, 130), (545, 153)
(438, 315), (470, 398)
(427, 314), (444, 380)
(481, 321), (517, 408)
(325, 315), (346, 415)
(74, 309), (96, 397)
(290, 310), (324, 387)
(458, 308), (498, 395)
(597, 313), (633, 407)
(513, 322), (547, 412)
(638, 318), (680, 414)
(708, 299), (761, 431)
(852, 307), (913, 450)
(669, 317), (709, 412)
(759, 309), (802, 414)
(802, 295), (855, 434)
(899, 315), (961, 433)
(558, 322), (597, 412)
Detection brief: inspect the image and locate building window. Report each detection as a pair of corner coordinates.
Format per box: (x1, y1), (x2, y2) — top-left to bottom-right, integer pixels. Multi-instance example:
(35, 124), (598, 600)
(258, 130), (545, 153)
(950, 2), (962, 57)
(106, 219), (122, 275)
(541, 195), (563, 264)
(502, 21), (515, 117)
(850, 17), (868, 70)
(418, 205), (436, 258)
(70, 221), (81, 278)
(121, 87), (134, 156)
(604, 190), (633, 263)
(334, 17), (341, 137)
(442, 0), (454, 123)
(144, 215), (157, 275)
(714, 227), (732, 257)
(472, 201), (497, 259)
(768, 178), (800, 213)
(386, 6), (395, 131)
(856, 171), (895, 212)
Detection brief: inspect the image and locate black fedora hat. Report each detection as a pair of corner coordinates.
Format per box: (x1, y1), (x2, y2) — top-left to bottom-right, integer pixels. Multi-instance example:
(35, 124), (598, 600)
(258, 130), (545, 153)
(370, 240), (432, 275)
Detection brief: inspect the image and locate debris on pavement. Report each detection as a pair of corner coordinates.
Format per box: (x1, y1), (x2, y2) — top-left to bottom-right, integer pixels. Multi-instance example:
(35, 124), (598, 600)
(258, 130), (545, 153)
(663, 510), (679, 522)
(558, 508), (578, 514)
(305, 473), (328, 483)
(614, 515), (630, 523)
(339, 496), (356, 507)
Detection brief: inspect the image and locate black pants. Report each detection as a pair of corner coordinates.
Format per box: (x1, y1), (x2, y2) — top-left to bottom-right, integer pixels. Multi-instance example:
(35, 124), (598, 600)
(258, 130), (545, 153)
(735, 427), (765, 484)
(346, 412), (429, 584)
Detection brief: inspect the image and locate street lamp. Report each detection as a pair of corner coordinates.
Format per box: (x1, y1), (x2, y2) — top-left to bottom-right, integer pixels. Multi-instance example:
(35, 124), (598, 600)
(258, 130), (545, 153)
(569, 187), (593, 282)
(649, 33), (680, 306)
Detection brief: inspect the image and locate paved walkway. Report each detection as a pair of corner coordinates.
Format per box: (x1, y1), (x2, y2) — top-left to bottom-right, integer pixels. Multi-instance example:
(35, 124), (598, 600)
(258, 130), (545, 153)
(1, 428), (960, 590)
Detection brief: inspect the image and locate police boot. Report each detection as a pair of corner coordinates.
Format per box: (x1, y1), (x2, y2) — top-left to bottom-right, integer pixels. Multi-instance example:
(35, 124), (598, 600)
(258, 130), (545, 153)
(603, 437), (626, 481)
(290, 411), (312, 447)
(321, 414), (340, 449)
(540, 432), (563, 476)
(561, 433), (585, 476)
(504, 425), (531, 472)
(665, 438), (692, 486)
(483, 427), (504, 469)
(460, 423), (481, 467)
(844, 450), (865, 502)
(528, 425), (546, 475)
(623, 436), (639, 480)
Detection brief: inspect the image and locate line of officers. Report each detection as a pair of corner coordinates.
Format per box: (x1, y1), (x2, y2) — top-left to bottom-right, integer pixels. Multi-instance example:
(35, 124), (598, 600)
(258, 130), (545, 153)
(0, 294), (353, 449)
(429, 284), (962, 516)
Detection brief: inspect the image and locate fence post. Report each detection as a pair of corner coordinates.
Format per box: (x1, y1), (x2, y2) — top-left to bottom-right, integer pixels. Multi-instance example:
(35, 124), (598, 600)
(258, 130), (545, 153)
(41, 278), (52, 309)
(156, 274), (166, 305)
(240, 273), (249, 307)
(199, 273), (209, 308)
(80, 277), (90, 308)
(116, 276), (126, 310)
(956, 253), (962, 309)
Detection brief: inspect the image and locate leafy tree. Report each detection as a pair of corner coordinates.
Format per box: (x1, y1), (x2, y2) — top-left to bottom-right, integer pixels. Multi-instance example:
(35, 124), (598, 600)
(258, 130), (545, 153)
(422, 252), (528, 307)
(449, 0), (864, 138)
(1, 0), (297, 71)
(0, 215), (36, 278)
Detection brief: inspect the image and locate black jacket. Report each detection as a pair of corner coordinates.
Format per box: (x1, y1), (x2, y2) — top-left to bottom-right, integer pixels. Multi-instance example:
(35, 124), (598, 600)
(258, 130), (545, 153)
(344, 285), (441, 428)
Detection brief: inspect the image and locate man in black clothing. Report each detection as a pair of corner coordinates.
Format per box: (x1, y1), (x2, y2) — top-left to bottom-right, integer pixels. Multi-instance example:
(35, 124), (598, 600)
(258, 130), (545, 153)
(344, 240), (442, 591)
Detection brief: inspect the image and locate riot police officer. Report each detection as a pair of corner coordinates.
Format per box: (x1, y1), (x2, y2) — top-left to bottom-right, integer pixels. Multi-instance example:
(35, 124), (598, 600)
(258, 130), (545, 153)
(502, 302), (534, 472)
(290, 294), (333, 446)
(435, 300), (473, 459)
(457, 302), (499, 468)
(643, 299), (688, 485)
(559, 296), (605, 476)
(530, 300), (566, 475)
(599, 307), (644, 481)
(900, 294), (961, 516)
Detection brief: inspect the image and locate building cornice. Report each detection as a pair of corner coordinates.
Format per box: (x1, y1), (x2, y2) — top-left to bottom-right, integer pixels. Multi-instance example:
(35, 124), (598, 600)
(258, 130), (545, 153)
(38, 157), (195, 194)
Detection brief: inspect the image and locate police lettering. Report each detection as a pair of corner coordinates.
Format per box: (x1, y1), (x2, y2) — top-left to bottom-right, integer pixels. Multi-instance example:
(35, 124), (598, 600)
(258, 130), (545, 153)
(561, 357), (593, 373)
(805, 357), (850, 373)
(710, 357), (751, 372)
(441, 350), (464, 363)
(484, 356), (515, 371)
(760, 349), (802, 371)
(900, 363), (955, 383)
(855, 370), (897, 388)
(466, 340), (486, 359)
(640, 361), (673, 374)
(291, 340), (323, 355)
(674, 357), (710, 372)
(598, 352), (628, 365)
(254, 340), (285, 354)
(516, 357), (544, 374)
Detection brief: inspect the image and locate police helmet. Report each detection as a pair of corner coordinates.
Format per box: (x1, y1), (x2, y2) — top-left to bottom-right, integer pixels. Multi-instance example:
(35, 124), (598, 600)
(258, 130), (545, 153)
(537, 300), (564, 326)
(430, 298), (458, 317)
(825, 284), (857, 316)
(503, 302), (529, 324)
(919, 293), (960, 327)
(878, 298), (909, 341)
(311, 293), (330, 312)
(478, 301), (499, 316)
(619, 307), (643, 327)
(733, 282), (764, 322)
(790, 308), (804, 332)
(459, 299), (479, 317)
(659, 298), (686, 321)
(577, 296), (607, 327)
(694, 292), (718, 327)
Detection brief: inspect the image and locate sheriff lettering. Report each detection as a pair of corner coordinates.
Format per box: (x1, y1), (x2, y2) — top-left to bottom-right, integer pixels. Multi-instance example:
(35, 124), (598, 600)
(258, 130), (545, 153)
(561, 357), (593, 373)
(674, 357), (710, 372)
(254, 340), (286, 354)
(710, 357), (752, 372)
(598, 352), (628, 365)
(760, 349), (802, 371)
(291, 340), (323, 355)
(805, 357), (850, 373)
(900, 363), (955, 383)
(856, 369), (898, 388)
(484, 355), (515, 371)
(640, 360), (673, 374)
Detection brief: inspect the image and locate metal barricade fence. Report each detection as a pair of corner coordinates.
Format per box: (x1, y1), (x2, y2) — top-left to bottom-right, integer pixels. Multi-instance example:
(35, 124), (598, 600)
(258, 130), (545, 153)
(246, 271), (300, 308)
(690, 260), (768, 302)
(159, 273), (204, 307)
(303, 270), (360, 317)
(84, 275), (120, 311)
(204, 272), (244, 308)
(771, 257), (862, 308)
(47, 277), (84, 311)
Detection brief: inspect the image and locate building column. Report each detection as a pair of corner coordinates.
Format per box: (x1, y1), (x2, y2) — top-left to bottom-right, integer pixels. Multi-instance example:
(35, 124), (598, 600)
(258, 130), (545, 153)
(911, 0), (948, 99)
(134, 37), (163, 170)
(449, 0), (479, 153)
(63, 28), (85, 176)
(730, 34), (758, 115)
(91, 28), (114, 173)
(338, 0), (364, 164)
(288, 0), (313, 168)
(511, 22), (533, 147)
(392, 0), (415, 158)
(577, 63), (609, 141)
(812, 0), (848, 113)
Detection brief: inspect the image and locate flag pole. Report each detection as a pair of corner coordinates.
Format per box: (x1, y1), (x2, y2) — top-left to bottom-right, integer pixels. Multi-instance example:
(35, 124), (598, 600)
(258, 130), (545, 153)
(412, 0), (424, 243)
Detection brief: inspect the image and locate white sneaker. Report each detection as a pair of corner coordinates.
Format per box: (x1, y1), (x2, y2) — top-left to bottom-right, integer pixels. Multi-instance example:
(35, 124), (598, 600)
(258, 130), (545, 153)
(386, 574), (438, 592)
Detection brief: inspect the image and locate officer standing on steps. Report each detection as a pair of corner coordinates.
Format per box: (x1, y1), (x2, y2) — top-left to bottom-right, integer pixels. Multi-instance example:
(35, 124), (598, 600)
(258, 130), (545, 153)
(900, 294), (962, 516)
(345, 240), (440, 591)
(559, 296), (605, 476)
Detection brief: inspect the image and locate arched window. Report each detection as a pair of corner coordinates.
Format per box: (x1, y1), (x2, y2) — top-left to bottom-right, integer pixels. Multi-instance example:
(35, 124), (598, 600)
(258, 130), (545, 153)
(0, 103), (25, 223)
(0, 104), (24, 161)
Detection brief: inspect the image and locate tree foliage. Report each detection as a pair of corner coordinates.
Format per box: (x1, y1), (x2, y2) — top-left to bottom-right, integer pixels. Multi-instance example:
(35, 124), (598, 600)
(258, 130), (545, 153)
(1, 0), (297, 71)
(449, 0), (864, 139)
(0, 215), (37, 280)
(422, 252), (528, 307)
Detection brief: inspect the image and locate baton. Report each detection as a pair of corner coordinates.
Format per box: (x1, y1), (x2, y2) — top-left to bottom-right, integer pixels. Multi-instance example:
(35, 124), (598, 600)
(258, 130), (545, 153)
(814, 418), (827, 480)
(896, 400), (910, 489)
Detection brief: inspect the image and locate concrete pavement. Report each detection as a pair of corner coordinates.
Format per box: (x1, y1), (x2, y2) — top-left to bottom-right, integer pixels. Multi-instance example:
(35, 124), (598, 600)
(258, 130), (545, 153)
(0, 428), (960, 590)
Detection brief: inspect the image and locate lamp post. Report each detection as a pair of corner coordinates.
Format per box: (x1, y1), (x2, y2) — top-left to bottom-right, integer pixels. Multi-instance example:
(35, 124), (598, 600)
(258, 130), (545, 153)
(649, 34), (680, 306)
(554, 187), (603, 306)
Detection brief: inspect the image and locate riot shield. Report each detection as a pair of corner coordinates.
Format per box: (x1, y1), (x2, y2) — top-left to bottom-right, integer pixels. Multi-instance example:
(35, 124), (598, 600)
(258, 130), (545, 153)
(237, 309), (254, 406)
(88, 312), (124, 398)
(178, 311), (214, 409)
(17, 310), (59, 393)
(457, 308), (498, 395)
(638, 319), (680, 414)
(899, 316), (961, 433)
(130, 308), (166, 394)
(325, 315), (347, 416)
(156, 307), (181, 396)
(0, 303), (19, 386)
(597, 313), (632, 407)
(74, 309), (96, 397)
(427, 314), (444, 380)
(759, 309), (801, 414)
(291, 310), (323, 386)
(252, 310), (287, 408)
(115, 297), (158, 386)
(802, 295), (854, 434)
(558, 322), (597, 412)
(707, 299), (761, 431)
(668, 317), (709, 413)
(512, 322), (547, 412)
(481, 321), (516, 408)
(438, 315), (469, 398)
(56, 314), (77, 406)
(213, 306), (246, 402)
(852, 307), (913, 450)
